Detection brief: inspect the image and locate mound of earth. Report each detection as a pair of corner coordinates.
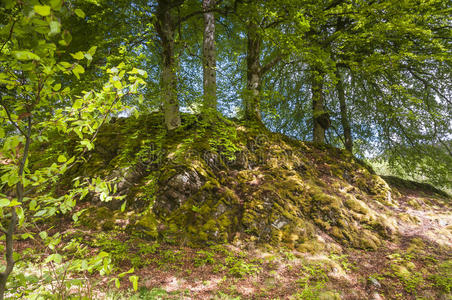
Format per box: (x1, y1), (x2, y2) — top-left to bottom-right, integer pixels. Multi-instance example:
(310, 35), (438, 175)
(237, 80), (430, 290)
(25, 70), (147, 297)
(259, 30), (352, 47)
(46, 113), (449, 251)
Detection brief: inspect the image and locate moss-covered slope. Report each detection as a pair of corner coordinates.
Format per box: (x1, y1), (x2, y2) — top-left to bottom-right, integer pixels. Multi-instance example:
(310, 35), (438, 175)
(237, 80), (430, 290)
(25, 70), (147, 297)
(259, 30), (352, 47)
(59, 113), (428, 250)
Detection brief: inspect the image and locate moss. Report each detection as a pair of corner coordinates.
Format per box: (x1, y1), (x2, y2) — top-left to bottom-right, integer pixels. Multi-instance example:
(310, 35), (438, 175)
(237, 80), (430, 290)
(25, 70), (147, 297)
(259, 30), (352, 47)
(407, 238), (425, 253)
(134, 211), (159, 239)
(297, 239), (326, 253)
(407, 198), (421, 208)
(344, 196), (370, 215)
(367, 216), (394, 239)
(79, 206), (116, 231)
(55, 112), (442, 250)
(357, 233), (379, 250)
(330, 226), (344, 240)
(399, 213), (421, 224)
(318, 291), (341, 300)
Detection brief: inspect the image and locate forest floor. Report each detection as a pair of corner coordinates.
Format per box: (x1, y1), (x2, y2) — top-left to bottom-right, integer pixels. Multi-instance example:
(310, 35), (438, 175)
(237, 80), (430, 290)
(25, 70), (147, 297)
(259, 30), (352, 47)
(4, 179), (452, 300)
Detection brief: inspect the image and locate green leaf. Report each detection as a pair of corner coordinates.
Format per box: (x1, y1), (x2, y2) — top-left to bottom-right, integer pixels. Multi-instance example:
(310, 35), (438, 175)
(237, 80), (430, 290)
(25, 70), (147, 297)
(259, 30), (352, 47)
(12, 252), (21, 262)
(53, 83), (61, 91)
(0, 198), (10, 207)
(34, 210), (46, 217)
(46, 253), (63, 264)
(73, 99), (82, 110)
(120, 200), (126, 212)
(0, 127), (4, 138)
(8, 200), (20, 206)
(72, 64), (85, 79)
(21, 233), (34, 240)
(60, 30), (72, 46)
(34, 5), (51, 16)
(50, 0), (63, 10)
(128, 68), (148, 78)
(80, 139), (93, 150)
(57, 155), (67, 163)
(129, 275), (139, 291)
(84, 53), (92, 61)
(49, 21), (61, 36)
(74, 8), (86, 18)
(17, 207), (25, 226)
(87, 46), (97, 56)
(107, 67), (119, 74)
(13, 51), (41, 61)
(115, 278), (120, 288)
(59, 61), (72, 69)
(71, 52), (84, 60)
(113, 80), (122, 90)
(119, 268), (134, 277)
(29, 199), (37, 210)
(39, 231), (48, 240)
(97, 251), (109, 259)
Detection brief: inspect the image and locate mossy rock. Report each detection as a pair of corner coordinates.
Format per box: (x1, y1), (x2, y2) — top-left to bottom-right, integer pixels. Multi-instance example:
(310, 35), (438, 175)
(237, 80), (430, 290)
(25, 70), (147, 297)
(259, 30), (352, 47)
(132, 210), (159, 239)
(79, 206), (116, 231)
(57, 113), (441, 250)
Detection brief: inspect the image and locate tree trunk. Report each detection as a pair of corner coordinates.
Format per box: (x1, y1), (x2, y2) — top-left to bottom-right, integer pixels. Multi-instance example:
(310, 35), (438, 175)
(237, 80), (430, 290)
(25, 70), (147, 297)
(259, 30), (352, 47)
(156, 0), (181, 130)
(245, 22), (262, 122)
(336, 69), (353, 152)
(312, 71), (326, 143)
(202, 0), (217, 114)
(0, 208), (16, 300)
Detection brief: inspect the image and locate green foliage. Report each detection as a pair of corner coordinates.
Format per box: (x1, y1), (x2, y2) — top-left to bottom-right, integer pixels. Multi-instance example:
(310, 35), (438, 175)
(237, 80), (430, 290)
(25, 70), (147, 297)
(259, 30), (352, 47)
(194, 249), (216, 267)
(108, 287), (190, 300)
(207, 121), (241, 162)
(8, 238), (115, 299)
(329, 254), (355, 272)
(0, 1), (146, 297)
(386, 253), (425, 294)
(429, 260), (452, 294)
(224, 255), (261, 278)
(91, 233), (130, 266)
(294, 264), (329, 299)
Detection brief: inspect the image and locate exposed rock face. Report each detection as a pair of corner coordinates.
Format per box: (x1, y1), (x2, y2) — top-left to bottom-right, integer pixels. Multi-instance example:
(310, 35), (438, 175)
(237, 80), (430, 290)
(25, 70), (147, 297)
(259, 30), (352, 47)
(70, 114), (400, 250)
(154, 169), (204, 217)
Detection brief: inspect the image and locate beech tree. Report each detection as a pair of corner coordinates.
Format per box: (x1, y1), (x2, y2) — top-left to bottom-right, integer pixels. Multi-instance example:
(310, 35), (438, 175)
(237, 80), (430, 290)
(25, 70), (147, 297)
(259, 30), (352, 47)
(155, 0), (183, 130)
(202, 0), (217, 114)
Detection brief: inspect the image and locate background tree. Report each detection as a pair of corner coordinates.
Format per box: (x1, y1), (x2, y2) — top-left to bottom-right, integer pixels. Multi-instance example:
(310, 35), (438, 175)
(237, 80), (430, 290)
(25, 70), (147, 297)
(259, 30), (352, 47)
(202, 0), (217, 115)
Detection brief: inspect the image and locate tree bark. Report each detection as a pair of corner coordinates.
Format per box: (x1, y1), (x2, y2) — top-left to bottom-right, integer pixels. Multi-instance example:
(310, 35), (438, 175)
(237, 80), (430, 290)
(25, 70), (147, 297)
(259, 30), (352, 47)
(156, 0), (181, 130)
(0, 207), (16, 300)
(202, 0), (217, 114)
(245, 21), (262, 122)
(336, 68), (353, 152)
(311, 71), (326, 143)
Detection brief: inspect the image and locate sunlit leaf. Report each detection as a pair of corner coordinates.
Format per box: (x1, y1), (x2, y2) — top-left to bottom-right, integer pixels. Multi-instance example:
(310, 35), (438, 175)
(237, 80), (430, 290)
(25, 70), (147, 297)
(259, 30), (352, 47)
(34, 5), (51, 16)
(0, 199), (10, 207)
(129, 275), (139, 291)
(13, 51), (41, 61)
(49, 21), (61, 36)
(70, 52), (84, 60)
(74, 8), (86, 18)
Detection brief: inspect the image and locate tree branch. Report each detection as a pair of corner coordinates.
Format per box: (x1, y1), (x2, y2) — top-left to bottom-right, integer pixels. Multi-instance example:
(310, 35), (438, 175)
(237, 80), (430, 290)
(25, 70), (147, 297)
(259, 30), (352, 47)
(261, 55), (282, 75)
(0, 20), (15, 53)
(0, 101), (26, 136)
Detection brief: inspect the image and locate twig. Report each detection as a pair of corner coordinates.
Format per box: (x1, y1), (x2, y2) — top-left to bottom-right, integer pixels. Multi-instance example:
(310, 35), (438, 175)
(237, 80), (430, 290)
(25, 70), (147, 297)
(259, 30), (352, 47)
(0, 101), (26, 136)
(0, 20), (16, 53)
